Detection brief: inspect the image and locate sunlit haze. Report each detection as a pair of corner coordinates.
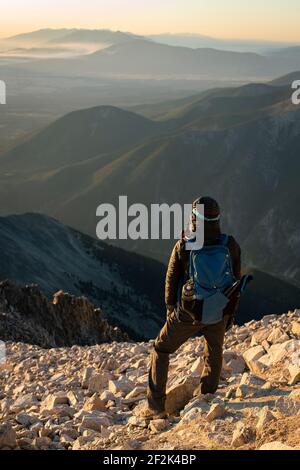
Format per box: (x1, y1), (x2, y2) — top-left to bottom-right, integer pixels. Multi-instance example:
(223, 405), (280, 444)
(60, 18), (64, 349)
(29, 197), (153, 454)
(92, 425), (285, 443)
(1, 0), (300, 42)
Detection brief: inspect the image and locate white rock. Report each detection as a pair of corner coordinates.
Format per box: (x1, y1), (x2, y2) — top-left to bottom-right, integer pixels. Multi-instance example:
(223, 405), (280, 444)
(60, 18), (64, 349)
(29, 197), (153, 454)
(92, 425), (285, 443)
(11, 393), (39, 412)
(181, 407), (203, 422)
(41, 393), (69, 410)
(288, 365), (300, 386)
(100, 390), (116, 404)
(190, 357), (204, 375)
(88, 372), (112, 394)
(81, 413), (111, 432)
(149, 419), (167, 432)
(259, 441), (295, 450)
(83, 394), (106, 411)
(127, 416), (148, 428)
(81, 367), (94, 389)
(243, 346), (265, 373)
(250, 328), (270, 346)
(165, 375), (199, 414)
(206, 403), (226, 422)
(125, 386), (146, 400)
(108, 378), (134, 396)
(15, 413), (39, 427)
(267, 328), (289, 344)
(231, 422), (251, 448)
(256, 406), (276, 432)
(275, 395), (300, 416)
(291, 322), (300, 337)
(0, 423), (17, 449)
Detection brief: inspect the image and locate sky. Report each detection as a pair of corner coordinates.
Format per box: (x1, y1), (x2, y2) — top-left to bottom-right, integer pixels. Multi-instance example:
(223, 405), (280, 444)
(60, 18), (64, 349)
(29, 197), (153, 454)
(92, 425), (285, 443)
(1, 0), (300, 42)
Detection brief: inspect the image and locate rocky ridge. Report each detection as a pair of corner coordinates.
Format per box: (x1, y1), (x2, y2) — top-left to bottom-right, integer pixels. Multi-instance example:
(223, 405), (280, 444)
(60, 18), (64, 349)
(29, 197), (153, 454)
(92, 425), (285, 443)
(0, 309), (300, 450)
(0, 280), (128, 347)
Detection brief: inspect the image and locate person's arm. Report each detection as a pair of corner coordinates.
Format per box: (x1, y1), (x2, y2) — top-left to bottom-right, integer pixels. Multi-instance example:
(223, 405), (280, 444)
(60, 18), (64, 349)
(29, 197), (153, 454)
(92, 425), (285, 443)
(165, 240), (183, 315)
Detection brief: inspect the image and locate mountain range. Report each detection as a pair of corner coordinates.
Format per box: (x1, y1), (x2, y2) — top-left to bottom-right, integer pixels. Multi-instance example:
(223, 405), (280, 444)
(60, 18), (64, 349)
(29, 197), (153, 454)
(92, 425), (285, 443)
(0, 74), (300, 290)
(1, 213), (300, 341)
(2, 28), (300, 80)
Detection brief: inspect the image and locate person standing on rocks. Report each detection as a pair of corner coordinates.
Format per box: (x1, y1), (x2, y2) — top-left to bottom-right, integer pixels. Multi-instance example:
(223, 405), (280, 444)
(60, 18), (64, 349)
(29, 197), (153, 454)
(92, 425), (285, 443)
(142, 196), (241, 419)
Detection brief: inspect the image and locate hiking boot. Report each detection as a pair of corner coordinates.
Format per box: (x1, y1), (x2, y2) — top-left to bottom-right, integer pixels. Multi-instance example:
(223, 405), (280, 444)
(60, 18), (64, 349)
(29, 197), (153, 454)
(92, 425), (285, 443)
(139, 407), (168, 420)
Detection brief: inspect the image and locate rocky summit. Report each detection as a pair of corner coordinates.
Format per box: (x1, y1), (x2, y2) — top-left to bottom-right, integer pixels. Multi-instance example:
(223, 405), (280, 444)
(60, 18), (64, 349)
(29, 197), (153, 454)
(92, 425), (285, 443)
(0, 309), (300, 450)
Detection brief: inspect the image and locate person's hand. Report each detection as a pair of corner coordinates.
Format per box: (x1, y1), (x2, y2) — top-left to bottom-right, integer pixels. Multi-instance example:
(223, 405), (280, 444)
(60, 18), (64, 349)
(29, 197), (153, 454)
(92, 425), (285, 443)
(166, 305), (175, 319)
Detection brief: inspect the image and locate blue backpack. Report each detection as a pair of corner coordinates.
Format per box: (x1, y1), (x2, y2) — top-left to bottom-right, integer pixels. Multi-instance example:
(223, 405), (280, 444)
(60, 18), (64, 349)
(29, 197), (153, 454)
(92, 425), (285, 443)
(181, 234), (236, 325)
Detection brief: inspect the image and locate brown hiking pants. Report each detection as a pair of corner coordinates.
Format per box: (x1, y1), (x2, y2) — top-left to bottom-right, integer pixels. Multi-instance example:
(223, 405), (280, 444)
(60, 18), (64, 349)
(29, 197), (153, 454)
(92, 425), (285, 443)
(147, 307), (228, 412)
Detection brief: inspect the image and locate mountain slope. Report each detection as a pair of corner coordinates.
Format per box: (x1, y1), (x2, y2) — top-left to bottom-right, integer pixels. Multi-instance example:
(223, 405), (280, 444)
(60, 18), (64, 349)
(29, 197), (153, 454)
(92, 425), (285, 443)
(0, 213), (166, 339)
(0, 106), (163, 171)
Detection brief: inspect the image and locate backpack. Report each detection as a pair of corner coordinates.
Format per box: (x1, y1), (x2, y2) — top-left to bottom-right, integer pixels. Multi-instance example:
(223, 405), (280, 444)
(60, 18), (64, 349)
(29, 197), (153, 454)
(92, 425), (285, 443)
(181, 234), (236, 325)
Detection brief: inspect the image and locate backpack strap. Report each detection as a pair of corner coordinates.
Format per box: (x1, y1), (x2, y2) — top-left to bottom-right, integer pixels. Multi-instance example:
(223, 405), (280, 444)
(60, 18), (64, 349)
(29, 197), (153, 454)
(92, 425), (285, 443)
(219, 233), (229, 246)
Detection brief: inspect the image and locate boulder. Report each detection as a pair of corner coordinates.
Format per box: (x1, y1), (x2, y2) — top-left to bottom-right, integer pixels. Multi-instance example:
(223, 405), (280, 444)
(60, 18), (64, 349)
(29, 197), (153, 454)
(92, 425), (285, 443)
(267, 328), (289, 344)
(206, 403), (226, 422)
(275, 395), (300, 417)
(108, 378), (134, 396)
(127, 416), (148, 428)
(288, 365), (300, 386)
(125, 386), (146, 400)
(180, 397), (210, 418)
(291, 322), (300, 337)
(83, 394), (106, 411)
(41, 393), (69, 410)
(259, 441), (295, 450)
(15, 413), (39, 427)
(100, 390), (116, 404)
(231, 422), (252, 448)
(81, 413), (111, 432)
(243, 346), (265, 372)
(235, 385), (251, 398)
(181, 407), (203, 423)
(165, 375), (199, 414)
(250, 328), (270, 346)
(81, 367), (94, 389)
(223, 351), (246, 375)
(11, 393), (39, 412)
(0, 423), (17, 449)
(240, 373), (265, 387)
(149, 419), (168, 432)
(190, 357), (204, 375)
(267, 340), (299, 364)
(88, 372), (113, 394)
(67, 390), (80, 407)
(32, 436), (52, 450)
(256, 406), (276, 432)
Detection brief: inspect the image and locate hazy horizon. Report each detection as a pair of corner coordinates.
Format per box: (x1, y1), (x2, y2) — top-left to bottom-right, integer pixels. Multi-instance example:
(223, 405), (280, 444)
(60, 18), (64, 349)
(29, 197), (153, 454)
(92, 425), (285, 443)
(1, 28), (299, 46)
(1, 0), (300, 42)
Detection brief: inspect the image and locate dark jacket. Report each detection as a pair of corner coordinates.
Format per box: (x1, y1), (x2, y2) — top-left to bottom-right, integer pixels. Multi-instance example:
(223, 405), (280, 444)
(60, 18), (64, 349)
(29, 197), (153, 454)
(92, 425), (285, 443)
(165, 235), (241, 317)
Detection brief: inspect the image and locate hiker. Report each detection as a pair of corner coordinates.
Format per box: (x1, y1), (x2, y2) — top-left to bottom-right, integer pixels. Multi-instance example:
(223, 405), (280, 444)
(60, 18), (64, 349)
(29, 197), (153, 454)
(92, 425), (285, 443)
(142, 196), (242, 419)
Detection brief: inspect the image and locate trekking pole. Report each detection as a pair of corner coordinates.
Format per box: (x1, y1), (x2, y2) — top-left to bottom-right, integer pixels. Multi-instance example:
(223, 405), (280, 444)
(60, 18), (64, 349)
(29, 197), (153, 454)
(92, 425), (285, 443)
(223, 274), (253, 299)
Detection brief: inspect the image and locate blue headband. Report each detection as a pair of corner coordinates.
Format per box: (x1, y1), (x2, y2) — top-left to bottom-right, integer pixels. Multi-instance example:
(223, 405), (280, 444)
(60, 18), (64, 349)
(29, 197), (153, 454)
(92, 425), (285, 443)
(192, 208), (220, 222)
